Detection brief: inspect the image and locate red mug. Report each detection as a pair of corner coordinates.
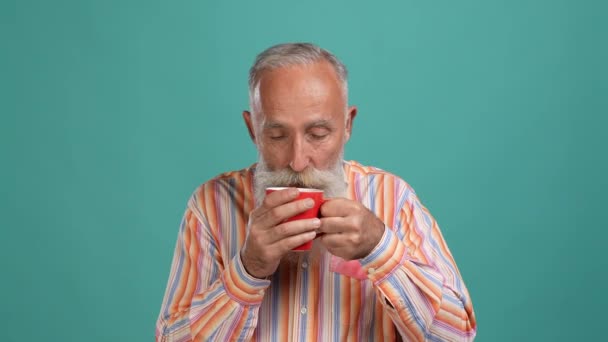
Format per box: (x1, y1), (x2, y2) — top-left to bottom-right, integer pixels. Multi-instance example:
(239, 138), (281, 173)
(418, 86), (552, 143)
(265, 187), (325, 251)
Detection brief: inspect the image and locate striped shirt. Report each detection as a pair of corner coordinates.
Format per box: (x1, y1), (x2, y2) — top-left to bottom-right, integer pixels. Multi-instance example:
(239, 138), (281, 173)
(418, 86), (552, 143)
(156, 160), (477, 341)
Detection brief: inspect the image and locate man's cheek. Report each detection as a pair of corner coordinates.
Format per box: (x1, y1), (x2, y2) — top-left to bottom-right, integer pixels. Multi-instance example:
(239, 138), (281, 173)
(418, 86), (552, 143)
(262, 152), (287, 169)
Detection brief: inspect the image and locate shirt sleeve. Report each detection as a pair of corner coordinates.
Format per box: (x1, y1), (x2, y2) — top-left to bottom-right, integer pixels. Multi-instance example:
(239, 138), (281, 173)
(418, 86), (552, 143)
(359, 189), (477, 341)
(155, 202), (271, 341)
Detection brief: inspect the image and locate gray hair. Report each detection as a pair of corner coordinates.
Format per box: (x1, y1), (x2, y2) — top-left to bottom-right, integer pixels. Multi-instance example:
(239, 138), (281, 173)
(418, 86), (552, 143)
(248, 43), (349, 116)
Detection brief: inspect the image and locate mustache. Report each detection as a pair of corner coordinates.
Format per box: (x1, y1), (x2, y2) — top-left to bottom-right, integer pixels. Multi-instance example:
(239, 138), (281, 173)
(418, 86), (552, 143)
(253, 157), (347, 206)
(255, 167), (337, 189)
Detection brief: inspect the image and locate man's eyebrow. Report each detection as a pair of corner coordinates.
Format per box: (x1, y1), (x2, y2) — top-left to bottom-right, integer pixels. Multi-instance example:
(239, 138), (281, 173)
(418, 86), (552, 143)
(306, 119), (334, 129)
(262, 122), (285, 129)
(262, 119), (334, 130)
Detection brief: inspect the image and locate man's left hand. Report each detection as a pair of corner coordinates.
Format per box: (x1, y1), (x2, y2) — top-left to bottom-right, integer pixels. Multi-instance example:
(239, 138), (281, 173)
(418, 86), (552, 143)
(317, 198), (385, 260)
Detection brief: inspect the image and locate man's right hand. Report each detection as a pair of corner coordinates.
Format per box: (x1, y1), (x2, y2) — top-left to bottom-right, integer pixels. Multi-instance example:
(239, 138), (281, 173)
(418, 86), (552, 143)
(240, 188), (320, 279)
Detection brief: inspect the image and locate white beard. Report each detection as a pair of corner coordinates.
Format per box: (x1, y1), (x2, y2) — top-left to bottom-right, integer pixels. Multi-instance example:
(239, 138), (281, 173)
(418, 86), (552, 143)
(253, 153), (347, 206)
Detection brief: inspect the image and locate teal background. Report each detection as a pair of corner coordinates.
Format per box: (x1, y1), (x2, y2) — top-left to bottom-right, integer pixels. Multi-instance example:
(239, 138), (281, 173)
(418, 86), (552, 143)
(2, 0), (606, 340)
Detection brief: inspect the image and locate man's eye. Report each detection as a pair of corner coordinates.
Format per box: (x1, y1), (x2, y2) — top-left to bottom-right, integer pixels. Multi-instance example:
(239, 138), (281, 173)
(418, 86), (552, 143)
(270, 135), (286, 141)
(310, 133), (328, 140)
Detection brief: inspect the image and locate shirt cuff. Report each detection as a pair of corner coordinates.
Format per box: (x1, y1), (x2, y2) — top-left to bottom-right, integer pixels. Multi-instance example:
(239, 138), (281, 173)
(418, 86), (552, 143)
(222, 254), (271, 306)
(360, 226), (408, 284)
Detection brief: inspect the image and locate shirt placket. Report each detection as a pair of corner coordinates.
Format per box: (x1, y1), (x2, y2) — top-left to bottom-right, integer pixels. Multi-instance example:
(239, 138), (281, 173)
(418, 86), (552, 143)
(292, 253), (310, 341)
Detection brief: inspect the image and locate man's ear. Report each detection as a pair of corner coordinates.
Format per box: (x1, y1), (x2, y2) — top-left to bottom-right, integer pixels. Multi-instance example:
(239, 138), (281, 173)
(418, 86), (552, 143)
(345, 106), (357, 141)
(243, 111), (257, 144)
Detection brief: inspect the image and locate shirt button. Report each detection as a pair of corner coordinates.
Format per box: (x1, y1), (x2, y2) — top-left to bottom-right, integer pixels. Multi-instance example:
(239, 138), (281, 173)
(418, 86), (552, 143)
(368, 267), (375, 274)
(301, 262), (308, 269)
(301, 307), (307, 315)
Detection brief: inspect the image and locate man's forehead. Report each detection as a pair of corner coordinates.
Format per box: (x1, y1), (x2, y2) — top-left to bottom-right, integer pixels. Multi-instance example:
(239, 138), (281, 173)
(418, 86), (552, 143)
(259, 61), (339, 85)
(258, 63), (343, 102)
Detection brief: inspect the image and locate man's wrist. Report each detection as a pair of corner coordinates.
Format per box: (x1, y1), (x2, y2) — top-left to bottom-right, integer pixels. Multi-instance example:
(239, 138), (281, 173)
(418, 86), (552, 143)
(240, 250), (269, 280)
(358, 216), (387, 259)
(360, 227), (408, 282)
(370, 217), (387, 254)
(222, 253), (271, 305)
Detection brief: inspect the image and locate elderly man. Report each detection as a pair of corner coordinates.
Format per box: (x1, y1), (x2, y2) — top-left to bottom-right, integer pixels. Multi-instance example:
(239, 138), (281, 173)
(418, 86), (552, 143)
(156, 43), (476, 341)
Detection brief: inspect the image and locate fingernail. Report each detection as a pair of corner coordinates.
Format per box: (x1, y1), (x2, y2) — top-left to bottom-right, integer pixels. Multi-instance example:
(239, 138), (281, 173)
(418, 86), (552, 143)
(311, 218), (321, 227)
(305, 199), (314, 208)
(290, 188), (299, 197)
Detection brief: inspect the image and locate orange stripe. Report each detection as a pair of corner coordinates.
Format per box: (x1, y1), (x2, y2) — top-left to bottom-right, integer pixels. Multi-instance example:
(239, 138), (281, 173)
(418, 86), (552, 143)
(307, 260), (319, 338)
(229, 307), (252, 340)
(233, 174), (247, 246)
(278, 263), (290, 341)
(179, 214), (201, 310)
(193, 296), (233, 338)
(340, 276), (351, 342)
(350, 278), (361, 340)
(170, 211), (193, 317)
(203, 183), (218, 239)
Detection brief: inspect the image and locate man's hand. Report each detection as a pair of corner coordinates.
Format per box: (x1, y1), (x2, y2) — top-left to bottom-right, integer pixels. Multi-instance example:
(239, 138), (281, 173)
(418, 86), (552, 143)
(317, 198), (385, 260)
(240, 188), (320, 279)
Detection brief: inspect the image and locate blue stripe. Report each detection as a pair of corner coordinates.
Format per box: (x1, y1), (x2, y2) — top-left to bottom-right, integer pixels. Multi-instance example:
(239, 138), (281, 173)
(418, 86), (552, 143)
(367, 282), (376, 339)
(387, 275), (426, 334)
(227, 178), (238, 257)
(428, 333), (444, 342)
(417, 205), (460, 288)
(398, 185), (410, 209)
(235, 260), (268, 288)
(443, 292), (465, 307)
(368, 174), (377, 213)
(163, 216), (188, 319)
(238, 310), (256, 341)
(299, 258), (309, 341)
(411, 196), (461, 294)
(416, 265), (444, 289)
(166, 317), (189, 333)
(207, 328), (219, 341)
(271, 268), (280, 340)
(333, 272), (341, 342)
(360, 229), (391, 265)
(192, 284), (224, 306)
(394, 185), (410, 240)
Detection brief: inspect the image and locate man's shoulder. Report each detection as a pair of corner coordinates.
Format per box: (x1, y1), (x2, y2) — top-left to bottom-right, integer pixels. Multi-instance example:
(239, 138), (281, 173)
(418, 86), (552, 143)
(208, 164), (255, 184)
(345, 160), (411, 186)
(345, 160), (417, 195)
(186, 164), (256, 208)
(345, 160), (423, 210)
(199, 163), (255, 189)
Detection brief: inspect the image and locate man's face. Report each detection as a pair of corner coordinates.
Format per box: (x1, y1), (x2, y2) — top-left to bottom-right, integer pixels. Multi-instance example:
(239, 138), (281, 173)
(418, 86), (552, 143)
(244, 61), (356, 174)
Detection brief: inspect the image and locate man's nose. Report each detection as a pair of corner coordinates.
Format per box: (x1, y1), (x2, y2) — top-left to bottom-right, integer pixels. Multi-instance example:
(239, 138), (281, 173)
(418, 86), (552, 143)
(289, 136), (310, 172)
